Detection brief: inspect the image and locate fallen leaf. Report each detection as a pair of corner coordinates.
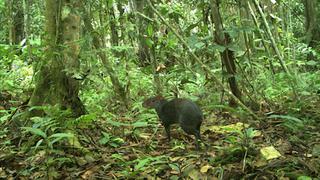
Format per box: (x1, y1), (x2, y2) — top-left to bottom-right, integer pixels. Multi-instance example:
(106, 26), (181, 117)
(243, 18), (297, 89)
(260, 146), (282, 160)
(200, 165), (212, 173)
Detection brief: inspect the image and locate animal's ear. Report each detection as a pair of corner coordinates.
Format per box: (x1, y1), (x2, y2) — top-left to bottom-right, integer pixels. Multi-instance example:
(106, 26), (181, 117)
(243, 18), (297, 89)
(155, 95), (164, 100)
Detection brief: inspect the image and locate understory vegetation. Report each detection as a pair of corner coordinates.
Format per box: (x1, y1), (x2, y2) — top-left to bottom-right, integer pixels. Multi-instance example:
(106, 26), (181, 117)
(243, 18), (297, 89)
(0, 0), (320, 179)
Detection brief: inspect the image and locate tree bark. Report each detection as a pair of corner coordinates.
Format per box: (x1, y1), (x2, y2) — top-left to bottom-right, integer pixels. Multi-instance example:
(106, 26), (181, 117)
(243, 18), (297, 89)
(8, 0), (24, 45)
(303, 0), (320, 61)
(28, 0), (86, 117)
(82, 4), (129, 107)
(210, 0), (242, 105)
(134, 0), (152, 66)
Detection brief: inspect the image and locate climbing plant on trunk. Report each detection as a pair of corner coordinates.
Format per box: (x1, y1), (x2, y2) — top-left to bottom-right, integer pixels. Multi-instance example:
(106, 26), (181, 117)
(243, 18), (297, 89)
(28, 0), (86, 117)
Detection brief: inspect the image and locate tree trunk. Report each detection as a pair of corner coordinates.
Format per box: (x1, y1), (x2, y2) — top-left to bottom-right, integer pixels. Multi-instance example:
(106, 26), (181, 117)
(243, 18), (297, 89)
(8, 0), (24, 45)
(210, 0), (242, 105)
(28, 0), (86, 117)
(82, 5), (129, 108)
(303, 0), (320, 61)
(23, 0), (33, 64)
(106, 2), (119, 47)
(239, 0), (253, 63)
(134, 0), (152, 66)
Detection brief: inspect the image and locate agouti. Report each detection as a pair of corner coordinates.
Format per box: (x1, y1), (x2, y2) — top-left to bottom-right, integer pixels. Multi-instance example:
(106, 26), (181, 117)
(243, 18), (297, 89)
(143, 96), (203, 149)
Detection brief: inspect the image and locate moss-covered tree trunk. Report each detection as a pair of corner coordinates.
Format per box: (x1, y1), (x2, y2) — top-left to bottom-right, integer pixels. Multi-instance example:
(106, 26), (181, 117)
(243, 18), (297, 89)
(7, 0), (24, 46)
(28, 0), (85, 117)
(303, 0), (320, 61)
(82, 4), (129, 108)
(134, 0), (152, 67)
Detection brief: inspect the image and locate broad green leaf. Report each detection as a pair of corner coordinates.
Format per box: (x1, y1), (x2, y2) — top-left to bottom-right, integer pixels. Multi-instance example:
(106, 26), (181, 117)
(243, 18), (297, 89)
(194, 42), (205, 49)
(99, 136), (110, 145)
(49, 133), (74, 138)
(132, 121), (148, 128)
(135, 158), (151, 171)
(112, 137), (124, 144)
(147, 24), (153, 36)
(297, 176), (312, 180)
(22, 127), (47, 138)
(0, 0), (4, 8)
(111, 154), (124, 161)
(34, 139), (44, 150)
(107, 119), (129, 127)
(0, 114), (10, 123)
(107, 0), (114, 8)
(169, 163), (180, 172)
(245, 128), (261, 138)
(145, 38), (154, 48)
(49, 133), (74, 145)
(268, 114), (303, 124)
(306, 60), (317, 66)
(208, 44), (226, 52)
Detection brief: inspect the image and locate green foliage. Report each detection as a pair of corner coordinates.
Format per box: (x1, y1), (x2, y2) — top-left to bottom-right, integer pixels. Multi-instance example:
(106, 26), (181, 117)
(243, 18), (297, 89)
(98, 131), (124, 147)
(17, 113), (75, 177)
(1, 0), (320, 179)
(22, 125), (74, 149)
(0, 0), (4, 8)
(297, 176), (313, 180)
(268, 114), (304, 133)
(67, 113), (97, 128)
(21, 107), (75, 148)
(0, 47), (34, 103)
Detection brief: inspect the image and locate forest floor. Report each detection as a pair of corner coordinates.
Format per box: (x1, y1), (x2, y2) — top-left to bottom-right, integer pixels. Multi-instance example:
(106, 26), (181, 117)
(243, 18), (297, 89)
(0, 95), (320, 179)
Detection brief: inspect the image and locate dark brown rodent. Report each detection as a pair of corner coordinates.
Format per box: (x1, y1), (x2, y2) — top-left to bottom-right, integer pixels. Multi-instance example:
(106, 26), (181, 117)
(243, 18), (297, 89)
(143, 96), (203, 149)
